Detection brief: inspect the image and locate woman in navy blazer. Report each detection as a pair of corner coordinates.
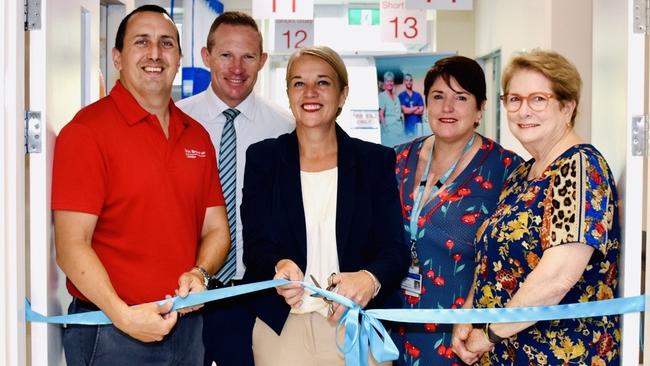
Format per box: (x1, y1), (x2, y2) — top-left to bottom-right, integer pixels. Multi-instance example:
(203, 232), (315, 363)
(241, 46), (409, 365)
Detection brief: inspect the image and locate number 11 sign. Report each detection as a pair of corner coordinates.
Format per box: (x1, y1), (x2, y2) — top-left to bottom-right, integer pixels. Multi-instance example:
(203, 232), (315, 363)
(380, 0), (427, 44)
(253, 0), (314, 20)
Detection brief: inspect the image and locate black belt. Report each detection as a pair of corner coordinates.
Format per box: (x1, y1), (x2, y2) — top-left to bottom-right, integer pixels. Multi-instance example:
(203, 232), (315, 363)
(208, 278), (244, 289)
(73, 297), (100, 311)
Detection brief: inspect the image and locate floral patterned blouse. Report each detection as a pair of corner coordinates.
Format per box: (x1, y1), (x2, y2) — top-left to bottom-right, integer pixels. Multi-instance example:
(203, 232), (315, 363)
(391, 134), (522, 366)
(473, 144), (621, 366)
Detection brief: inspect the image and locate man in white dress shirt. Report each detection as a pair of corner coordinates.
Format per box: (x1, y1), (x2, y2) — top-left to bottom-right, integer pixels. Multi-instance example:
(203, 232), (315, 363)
(177, 11), (294, 366)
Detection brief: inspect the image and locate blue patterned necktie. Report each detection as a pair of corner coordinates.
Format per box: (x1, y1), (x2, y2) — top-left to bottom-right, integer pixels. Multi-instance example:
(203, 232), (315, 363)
(215, 108), (240, 284)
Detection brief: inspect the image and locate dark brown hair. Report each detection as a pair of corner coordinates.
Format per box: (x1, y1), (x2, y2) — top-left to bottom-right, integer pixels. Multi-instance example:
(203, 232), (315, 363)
(115, 5), (181, 55)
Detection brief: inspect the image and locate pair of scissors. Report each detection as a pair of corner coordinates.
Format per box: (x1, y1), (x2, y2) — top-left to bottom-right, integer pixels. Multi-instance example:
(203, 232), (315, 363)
(309, 273), (337, 313)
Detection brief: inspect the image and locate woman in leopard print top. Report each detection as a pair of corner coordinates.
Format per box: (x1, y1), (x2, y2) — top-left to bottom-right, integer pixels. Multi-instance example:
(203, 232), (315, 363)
(452, 49), (620, 366)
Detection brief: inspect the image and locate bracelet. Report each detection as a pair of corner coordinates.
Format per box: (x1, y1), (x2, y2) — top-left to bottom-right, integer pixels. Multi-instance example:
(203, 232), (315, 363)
(484, 323), (504, 344)
(192, 265), (211, 288)
(360, 269), (381, 298)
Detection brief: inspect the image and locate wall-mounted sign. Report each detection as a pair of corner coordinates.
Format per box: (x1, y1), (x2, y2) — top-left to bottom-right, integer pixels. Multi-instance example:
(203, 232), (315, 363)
(405, 0), (473, 11)
(351, 110), (380, 129)
(348, 8), (380, 26)
(274, 20), (314, 53)
(252, 0), (314, 20)
(380, 1), (427, 44)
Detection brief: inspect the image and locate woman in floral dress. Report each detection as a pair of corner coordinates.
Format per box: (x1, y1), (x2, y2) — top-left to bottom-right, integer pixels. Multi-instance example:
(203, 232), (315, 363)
(391, 56), (521, 366)
(452, 50), (620, 366)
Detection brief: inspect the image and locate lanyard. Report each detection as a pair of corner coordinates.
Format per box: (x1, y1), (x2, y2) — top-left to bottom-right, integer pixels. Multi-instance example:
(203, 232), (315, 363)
(408, 133), (476, 265)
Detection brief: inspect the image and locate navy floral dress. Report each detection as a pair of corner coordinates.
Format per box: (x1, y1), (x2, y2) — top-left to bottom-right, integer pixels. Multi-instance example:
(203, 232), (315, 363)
(473, 144), (620, 366)
(391, 134), (522, 366)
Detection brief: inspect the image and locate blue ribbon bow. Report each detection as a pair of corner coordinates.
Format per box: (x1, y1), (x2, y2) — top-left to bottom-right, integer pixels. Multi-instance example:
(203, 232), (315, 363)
(302, 282), (399, 365)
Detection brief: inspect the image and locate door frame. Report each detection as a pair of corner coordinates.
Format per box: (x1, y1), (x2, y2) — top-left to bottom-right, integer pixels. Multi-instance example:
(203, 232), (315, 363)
(1, 0), (27, 364)
(475, 49), (502, 143)
(642, 10), (650, 365)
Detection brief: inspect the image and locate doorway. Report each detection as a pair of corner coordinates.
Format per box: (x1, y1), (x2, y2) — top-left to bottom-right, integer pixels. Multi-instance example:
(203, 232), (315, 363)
(476, 50), (501, 143)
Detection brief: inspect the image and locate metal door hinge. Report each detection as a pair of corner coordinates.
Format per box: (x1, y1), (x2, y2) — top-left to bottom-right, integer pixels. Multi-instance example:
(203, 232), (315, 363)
(25, 111), (42, 154)
(632, 115), (649, 156)
(24, 0), (41, 31)
(633, 0), (649, 33)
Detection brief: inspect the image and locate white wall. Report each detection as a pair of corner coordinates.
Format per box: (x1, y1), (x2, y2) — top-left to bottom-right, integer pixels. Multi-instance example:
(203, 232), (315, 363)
(435, 10), (474, 57)
(472, 0), (620, 175)
(592, 0), (627, 180)
(473, 0), (551, 158)
(550, 0), (593, 144)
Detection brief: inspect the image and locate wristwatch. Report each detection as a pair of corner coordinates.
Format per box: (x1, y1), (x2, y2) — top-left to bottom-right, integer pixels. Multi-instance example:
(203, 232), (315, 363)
(192, 265), (211, 288)
(484, 323), (504, 344)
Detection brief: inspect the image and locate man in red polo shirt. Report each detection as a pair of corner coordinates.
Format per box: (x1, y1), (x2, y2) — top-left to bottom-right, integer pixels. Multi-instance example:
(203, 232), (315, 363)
(51, 5), (229, 365)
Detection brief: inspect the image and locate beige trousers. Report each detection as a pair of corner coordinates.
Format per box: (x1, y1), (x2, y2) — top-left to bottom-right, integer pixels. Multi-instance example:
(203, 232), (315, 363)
(252, 313), (391, 366)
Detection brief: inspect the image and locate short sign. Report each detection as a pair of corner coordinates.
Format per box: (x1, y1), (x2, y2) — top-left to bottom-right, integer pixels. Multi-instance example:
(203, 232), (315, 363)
(380, 1), (427, 44)
(274, 20), (314, 53)
(252, 0), (314, 20)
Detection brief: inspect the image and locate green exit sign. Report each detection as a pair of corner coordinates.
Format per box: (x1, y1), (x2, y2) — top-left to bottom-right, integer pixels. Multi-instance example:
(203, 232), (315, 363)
(348, 8), (379, 26)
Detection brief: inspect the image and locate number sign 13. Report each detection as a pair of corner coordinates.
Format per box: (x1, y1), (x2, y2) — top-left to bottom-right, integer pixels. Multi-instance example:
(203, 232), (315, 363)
(380, 8), (427, 44)
(274, 20), (314, 53)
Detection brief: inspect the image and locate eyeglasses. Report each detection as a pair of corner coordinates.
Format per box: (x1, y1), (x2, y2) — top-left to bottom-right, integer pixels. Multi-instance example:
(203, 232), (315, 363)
(500, 92), (555, 112)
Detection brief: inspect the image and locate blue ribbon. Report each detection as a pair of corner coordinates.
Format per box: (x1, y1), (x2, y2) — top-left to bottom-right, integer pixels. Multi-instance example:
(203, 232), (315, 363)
(367, 295), (645, 324)
(25, 279), (288, 325)
(25, 280), (646, 366)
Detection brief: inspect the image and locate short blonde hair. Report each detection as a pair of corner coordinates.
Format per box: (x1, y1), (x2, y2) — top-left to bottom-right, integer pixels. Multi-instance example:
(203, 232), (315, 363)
(502, 49), (582, 125)
(285, 46), (348, 91)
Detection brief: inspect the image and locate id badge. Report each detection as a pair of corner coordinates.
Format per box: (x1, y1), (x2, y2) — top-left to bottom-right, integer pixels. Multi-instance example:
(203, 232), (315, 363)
(401, 266), (422, 297)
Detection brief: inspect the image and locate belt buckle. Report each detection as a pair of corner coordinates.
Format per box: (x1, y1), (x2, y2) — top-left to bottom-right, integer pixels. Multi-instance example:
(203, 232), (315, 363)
(207, 277), (222, 290)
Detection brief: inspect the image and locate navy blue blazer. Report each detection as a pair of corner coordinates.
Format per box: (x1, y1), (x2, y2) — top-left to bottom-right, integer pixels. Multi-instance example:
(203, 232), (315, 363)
(242, 125), (409, 334)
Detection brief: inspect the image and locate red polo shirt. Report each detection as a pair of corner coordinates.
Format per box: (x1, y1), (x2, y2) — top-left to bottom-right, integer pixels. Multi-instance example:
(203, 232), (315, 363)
(52, 81), (224, 305)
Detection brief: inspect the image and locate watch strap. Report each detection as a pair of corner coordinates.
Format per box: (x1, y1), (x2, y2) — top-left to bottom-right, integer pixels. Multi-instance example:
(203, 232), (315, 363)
(485, 323), (504, 344)
(192, 265), (210, 288)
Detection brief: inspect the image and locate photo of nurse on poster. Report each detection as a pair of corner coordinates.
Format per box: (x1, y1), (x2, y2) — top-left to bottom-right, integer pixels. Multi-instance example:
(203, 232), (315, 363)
(375, 53), (452, 148)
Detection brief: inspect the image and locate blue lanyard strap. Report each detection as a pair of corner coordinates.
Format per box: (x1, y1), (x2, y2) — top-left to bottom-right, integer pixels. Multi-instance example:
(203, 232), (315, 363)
(408, 133), (476, 246)
(26, 280), (644, 366)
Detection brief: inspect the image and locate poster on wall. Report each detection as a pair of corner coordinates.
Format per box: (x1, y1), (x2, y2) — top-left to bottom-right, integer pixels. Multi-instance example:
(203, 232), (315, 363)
(374, 53), (454, 148)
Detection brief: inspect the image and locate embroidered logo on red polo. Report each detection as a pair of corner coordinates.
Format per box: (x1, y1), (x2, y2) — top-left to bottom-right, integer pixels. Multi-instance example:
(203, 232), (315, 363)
(185, 148), (207, 159)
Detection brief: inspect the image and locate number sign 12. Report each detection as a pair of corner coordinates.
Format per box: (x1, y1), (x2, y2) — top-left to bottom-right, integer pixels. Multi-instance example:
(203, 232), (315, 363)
(274, 20), (314, 53)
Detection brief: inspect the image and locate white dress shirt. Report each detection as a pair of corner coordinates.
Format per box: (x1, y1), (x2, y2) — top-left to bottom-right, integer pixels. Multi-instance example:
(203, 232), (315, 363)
(177, 85), (295, 279)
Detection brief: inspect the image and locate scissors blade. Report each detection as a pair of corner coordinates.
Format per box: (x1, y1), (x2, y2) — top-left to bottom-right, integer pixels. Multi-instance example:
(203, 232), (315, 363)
(309, 274), (326, 298)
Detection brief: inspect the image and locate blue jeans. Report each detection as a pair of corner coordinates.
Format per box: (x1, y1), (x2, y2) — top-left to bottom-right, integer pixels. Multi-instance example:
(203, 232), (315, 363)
(63, 298), (204, 366)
